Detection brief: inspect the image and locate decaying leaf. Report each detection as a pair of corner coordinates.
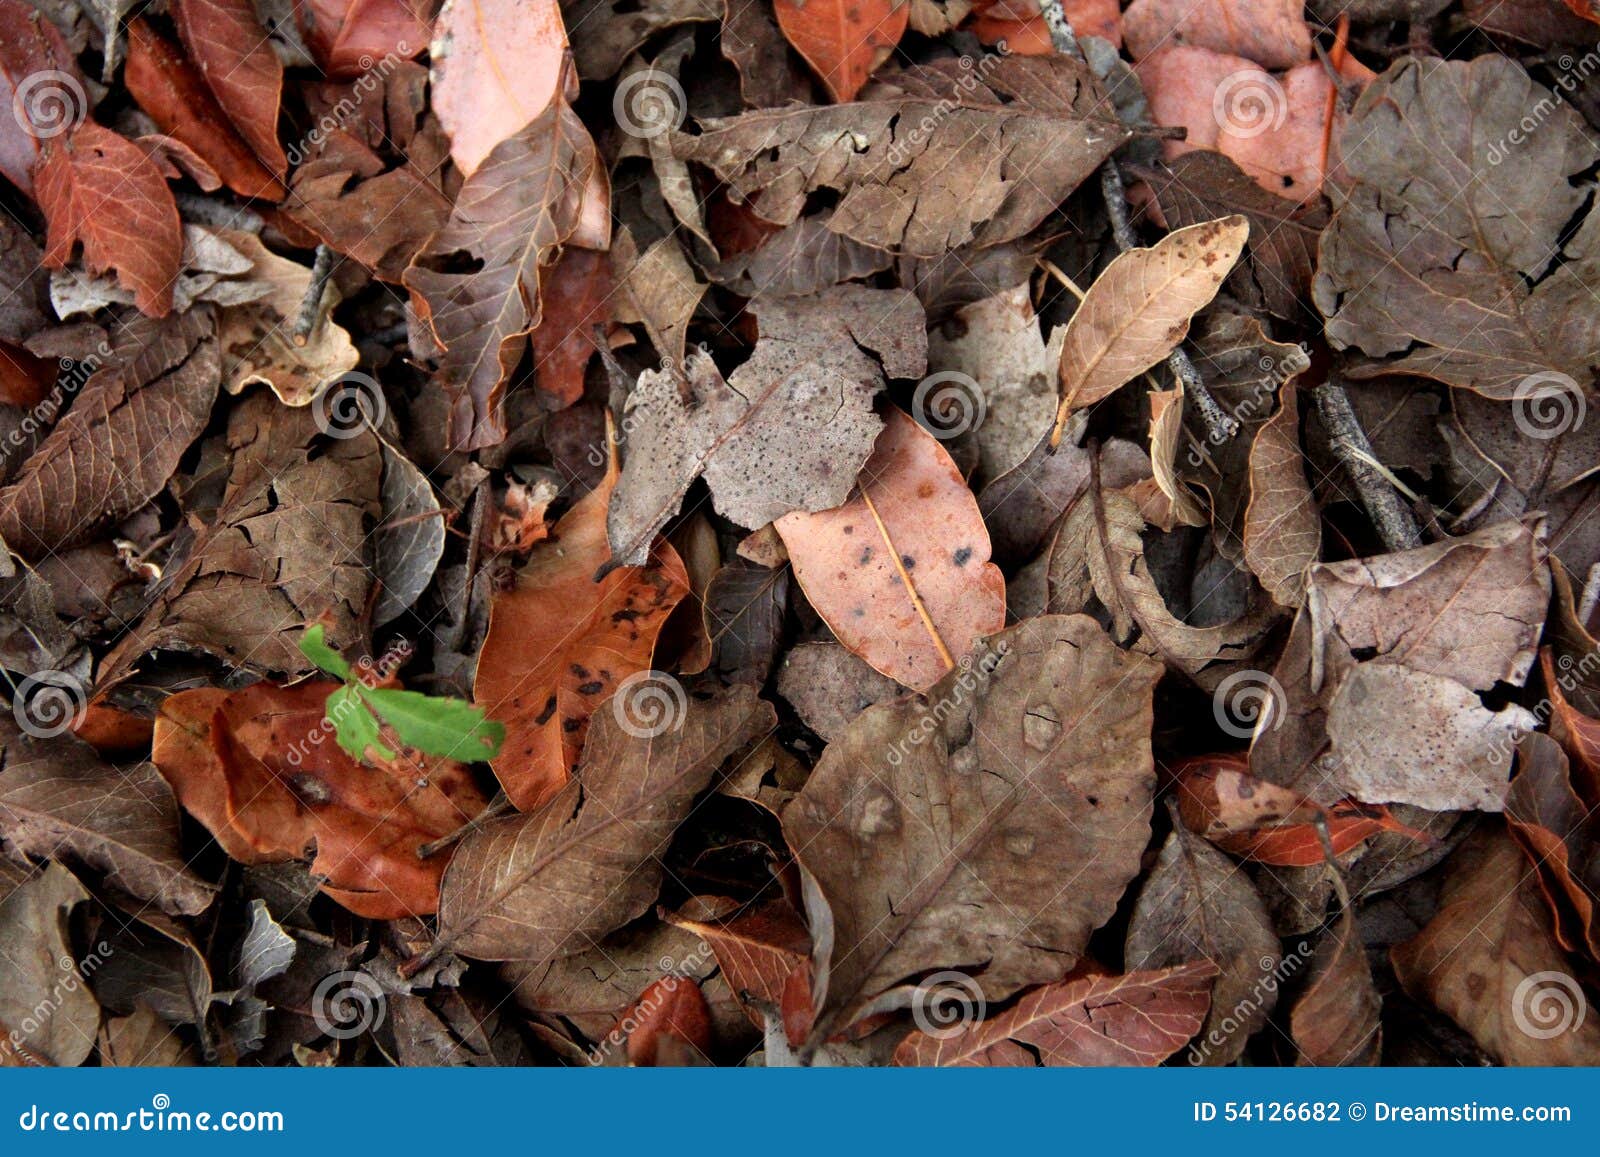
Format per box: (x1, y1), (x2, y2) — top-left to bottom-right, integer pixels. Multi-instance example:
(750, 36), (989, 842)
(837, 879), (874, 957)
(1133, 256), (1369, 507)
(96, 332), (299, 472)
(1242, 383), (1318, 606)
(0, 717), (215, 917)
(776, 409), (1005, 691)
(153, 680), (491, 919)
(1291, 871), (1381, 1065)
(1393, 826), (1600, 1065)
(674, 54), (1128, 258)
(0, 862), (100, 1067)
(438, 686), (774, 960)
(783, 615), (1162, 1041)
(475, 457), (690, 810)
(608, 287), (925, 565)
(893, 962), (1215, 1066)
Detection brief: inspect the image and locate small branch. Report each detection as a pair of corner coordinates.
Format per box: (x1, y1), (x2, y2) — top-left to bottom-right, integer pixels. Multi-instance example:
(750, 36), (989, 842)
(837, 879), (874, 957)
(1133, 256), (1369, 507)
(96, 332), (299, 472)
(291, 244), (337, 347)
(1312, 378), (1423, 554)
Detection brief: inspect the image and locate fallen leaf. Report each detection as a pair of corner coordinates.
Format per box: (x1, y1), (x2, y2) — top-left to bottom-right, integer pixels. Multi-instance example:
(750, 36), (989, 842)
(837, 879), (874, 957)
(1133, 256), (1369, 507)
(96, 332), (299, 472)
(1126, 811), (1279, 1065)
(563, 0), (722, 79)
(776, 408), (1006, 691)
(100, 390), (382, 682)
(674, 53), (1128, 257)
(667, 899), (812, 1041)
(608, 287), (925, 564)
(531, 247), (611, 409)
(298, 0), (431, 76)
(1291, 871), (1381, 1065)
(0, 716), (215, 917)
(1051, 216), (1247, 444)
(171, 0), (288, 179)
(404, 97), (606, 450)
(721, 0), (813, 108)
(152, 680), (491, 919)
(893, 962), (1215, 1066)
(475, 457), (690, 811)
(429, 0), (567, 176)
(1392, 826), (1600, 1064)
(1131, 152), (1328, 319)
(0, 862), (99, 1067)
(99, 1004), (199, 1066)
(605, 974), (714, 1065)
(708, 214), (893, 298)
(704, 560), (791, 687)
(0, 0), (86, 196)
(217, 230), (359, 405)
(783, 614), (1162, 1041)
(1314, 56), (1600, 397)
(1507, 731), (1600, 959)
(1242, 382), (1318, 606)
(0, 310), (217, 557)
(35, 123), (182, 318)
(437, 685), (774, 960)
(374, 445), (447, 627)
(124, 16), (284, 200)
(1122, 0), (1310, 69)
(773, 0), (908, 103)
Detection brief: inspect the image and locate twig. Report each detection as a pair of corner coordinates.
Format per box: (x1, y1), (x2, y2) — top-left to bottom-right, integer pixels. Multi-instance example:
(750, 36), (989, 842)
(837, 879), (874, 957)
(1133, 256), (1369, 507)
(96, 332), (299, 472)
(291, 244), (337, 347)
(1312, 378), (1423, 553)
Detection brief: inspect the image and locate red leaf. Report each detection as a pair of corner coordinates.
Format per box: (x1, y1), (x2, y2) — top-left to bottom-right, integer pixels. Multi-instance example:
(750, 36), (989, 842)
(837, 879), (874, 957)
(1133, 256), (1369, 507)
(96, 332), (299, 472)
(773, 0), (909, 103)
(124, 17), (284, 201)
(35, 123), (181, 317)
(171, 0), (287, 179)
(603, 975), (714, 1066)
(0, 0), (87, 196)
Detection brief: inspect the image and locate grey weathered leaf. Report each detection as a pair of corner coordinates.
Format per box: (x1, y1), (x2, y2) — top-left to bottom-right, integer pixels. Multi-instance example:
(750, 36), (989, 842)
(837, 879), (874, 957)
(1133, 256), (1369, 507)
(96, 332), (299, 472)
(0, 862), (99, 1066)
(374, 444), (445, 627)
(0, 717), (216, 917)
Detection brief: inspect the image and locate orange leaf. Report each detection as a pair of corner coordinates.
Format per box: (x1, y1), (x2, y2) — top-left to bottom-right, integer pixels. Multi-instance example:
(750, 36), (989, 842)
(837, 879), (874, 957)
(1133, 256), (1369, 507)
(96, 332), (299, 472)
(297, 0), (430, 77)
(475, 458), (691, 810)
(531, 246), (611, 410)
(603, 975), (714, 1066)
(35, 123), (181, 318)
(124, 17), (284, 201)
(776, 408), (1006, 691)
(774, 0), (908, 103)
(152, 682), (491, 919)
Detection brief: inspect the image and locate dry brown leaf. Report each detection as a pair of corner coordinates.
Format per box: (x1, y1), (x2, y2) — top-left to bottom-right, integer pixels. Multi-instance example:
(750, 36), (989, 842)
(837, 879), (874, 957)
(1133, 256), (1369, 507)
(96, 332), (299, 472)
(1242, 382), (1319, 607)
(1050, 217), (1247, 445)
(1291, 872), (1381, 1065)
(437, 686), (774, 960)
(775, 408), (1005, 691)
(782, 614), (1163, 1042)
(1125, 812), (1280, 1065)
(1392, 826), (1600, 1065)
(1122, 0), (1310, 69)
(0, 863), (99, 1067)
(674, 54), (1127, 258)
(609, 287), (925, 565)
(217, 230), (359, 406)
(893, 962), (1215, 1066)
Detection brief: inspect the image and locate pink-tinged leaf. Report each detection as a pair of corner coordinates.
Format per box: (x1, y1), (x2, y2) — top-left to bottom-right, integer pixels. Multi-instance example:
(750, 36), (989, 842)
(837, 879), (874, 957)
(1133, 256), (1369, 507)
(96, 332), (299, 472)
(171, 0), (288, 178)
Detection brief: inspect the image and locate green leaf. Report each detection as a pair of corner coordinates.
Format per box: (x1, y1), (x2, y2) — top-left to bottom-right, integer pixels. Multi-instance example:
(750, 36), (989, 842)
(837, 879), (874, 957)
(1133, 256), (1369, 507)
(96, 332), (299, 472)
(299, 624), (352, 681)
(355, 685), (505, 761)
(326, 684), (394, 764)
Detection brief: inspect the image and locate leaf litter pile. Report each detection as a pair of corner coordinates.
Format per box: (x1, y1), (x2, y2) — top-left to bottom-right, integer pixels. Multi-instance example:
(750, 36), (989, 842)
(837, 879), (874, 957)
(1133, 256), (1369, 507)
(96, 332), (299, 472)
(4, 0), (1600, 1070)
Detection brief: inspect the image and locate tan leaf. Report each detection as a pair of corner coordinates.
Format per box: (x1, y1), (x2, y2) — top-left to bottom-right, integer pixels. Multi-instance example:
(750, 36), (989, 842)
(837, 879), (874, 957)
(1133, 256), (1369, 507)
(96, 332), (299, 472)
(776, 408), (1005, 691)
(1242, 382), (1319, 606)
(1291, 871), (1381, 1065)
(1050, 216), (1248, 446)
